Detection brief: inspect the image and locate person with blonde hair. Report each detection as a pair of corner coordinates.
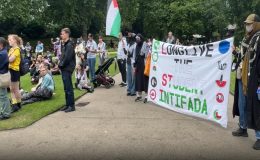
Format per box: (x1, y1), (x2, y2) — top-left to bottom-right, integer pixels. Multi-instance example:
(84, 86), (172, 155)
(8, 34), (22, 112)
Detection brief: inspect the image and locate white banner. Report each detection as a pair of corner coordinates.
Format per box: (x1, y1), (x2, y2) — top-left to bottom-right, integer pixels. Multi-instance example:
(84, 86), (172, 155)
(148, 38), (233, 128)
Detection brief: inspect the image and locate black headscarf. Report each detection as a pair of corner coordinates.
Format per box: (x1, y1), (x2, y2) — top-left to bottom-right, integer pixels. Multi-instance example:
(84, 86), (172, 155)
(136, 33), (144, 56)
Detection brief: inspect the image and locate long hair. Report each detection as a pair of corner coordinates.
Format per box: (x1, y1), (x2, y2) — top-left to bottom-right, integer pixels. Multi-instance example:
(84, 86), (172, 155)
(8, 34), (22, 46)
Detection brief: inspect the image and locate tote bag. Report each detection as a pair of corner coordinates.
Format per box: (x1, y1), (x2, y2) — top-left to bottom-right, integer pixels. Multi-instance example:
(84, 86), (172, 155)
(0, 72), (10, 88)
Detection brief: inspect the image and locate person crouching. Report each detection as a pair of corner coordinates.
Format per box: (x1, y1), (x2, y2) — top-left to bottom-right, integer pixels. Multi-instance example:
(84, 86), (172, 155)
(75, 64), (94, 93)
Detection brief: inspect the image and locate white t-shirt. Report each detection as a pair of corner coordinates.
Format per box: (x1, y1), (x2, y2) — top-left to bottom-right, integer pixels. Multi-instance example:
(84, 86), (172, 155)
(97, 42), (106, 58)
(86, 40), (98, 59)
(117, 37), (128, 60)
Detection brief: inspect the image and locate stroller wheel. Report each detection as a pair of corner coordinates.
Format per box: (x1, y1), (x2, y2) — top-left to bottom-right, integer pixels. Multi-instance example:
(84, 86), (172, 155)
(110, 78), (115, 86)
(104, 83), (111, 89)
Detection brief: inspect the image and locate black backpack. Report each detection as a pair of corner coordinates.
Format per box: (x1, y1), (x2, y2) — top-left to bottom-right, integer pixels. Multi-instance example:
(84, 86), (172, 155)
(19, 48), (30, 76)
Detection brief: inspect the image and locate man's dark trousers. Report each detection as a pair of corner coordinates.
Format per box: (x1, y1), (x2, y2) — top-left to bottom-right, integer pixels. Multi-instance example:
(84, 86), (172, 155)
(61, 71), (75, 107)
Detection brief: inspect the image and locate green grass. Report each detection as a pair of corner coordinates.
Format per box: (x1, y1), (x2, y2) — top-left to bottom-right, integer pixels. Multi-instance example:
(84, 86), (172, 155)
(0, 53), (118, 131)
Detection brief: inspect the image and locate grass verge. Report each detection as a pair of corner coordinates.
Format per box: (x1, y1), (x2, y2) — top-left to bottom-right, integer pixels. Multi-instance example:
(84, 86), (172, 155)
(0, 53), (118, 131)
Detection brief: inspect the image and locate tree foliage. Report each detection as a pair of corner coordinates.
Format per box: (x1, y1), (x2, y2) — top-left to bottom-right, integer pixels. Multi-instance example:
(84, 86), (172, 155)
(0, 0), (259, 42)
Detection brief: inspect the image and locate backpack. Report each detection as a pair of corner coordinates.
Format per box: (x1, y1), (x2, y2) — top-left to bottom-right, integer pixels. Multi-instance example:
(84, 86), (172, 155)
(19, 48), (30, 76)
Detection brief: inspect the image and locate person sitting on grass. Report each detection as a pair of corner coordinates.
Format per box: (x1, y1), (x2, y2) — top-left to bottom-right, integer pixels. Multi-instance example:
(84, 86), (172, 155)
(31, 55), (44, 84)
(50, 58), (60, 75)
(42, 55), (51, 67)
(21, 63), (54, 106)
(31, 60), (41, 84)
(75, 64), (94, 93)
(29, 60), (36, 76)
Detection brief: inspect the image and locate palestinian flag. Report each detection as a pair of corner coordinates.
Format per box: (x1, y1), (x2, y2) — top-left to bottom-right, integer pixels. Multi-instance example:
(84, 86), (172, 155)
(106, 0), (121, 38)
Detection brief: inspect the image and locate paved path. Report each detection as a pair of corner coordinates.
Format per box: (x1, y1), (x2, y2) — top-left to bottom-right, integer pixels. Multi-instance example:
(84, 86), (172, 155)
(0, 74), (259, 160)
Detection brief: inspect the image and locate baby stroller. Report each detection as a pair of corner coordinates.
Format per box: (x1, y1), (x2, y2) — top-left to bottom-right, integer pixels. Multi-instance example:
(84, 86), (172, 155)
(93, 57), (116, 89)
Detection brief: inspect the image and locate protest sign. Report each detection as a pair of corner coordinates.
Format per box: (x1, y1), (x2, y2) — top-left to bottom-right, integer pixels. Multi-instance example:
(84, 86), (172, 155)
(148, 38), (233, 127)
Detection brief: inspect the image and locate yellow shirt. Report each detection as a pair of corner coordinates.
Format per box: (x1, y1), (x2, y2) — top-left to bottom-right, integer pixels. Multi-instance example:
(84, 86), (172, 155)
(8, 47), (21, 71)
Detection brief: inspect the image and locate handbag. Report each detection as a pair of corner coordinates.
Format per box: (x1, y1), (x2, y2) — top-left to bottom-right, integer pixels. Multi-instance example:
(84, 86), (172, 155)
(144, 53), (151, 76)
(0, 72), (11, 88)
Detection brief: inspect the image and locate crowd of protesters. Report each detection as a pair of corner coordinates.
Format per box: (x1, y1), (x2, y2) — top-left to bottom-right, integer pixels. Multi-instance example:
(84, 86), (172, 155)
(0, 13), (260, 151)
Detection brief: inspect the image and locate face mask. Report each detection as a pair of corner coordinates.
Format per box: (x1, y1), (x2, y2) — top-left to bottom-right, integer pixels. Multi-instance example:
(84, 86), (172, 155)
(246, 24), (253, 33)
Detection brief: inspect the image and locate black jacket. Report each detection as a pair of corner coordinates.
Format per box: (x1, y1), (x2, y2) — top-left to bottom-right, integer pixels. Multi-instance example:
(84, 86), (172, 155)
(59, 40), (76, 73)
(246, 31), (260, 130)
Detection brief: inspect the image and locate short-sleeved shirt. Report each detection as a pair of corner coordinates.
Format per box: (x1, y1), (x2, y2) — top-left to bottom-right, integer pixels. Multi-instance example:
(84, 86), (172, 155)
(40, 73), (54, 92)
(86, 40), (98, 59)
(8, 47), (21, 71)
(117, 38), (128, 60)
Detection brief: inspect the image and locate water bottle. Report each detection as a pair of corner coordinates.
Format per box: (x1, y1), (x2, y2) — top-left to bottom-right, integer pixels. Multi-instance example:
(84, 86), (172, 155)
(257, 88), (260, 101)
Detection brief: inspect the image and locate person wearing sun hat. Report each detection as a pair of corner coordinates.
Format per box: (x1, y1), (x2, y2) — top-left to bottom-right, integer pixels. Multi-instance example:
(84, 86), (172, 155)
(237, 13), (260, 150)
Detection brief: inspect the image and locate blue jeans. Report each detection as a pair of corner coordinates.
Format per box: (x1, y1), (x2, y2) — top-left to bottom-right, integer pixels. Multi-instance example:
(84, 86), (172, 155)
(127, 63), (135, 94)
(88, 58), (96, 81)
(256, 131), (260, 140)
(61, 71), (75, 107)
(238, 80), (247, 129)
(0, 88), (11, 118)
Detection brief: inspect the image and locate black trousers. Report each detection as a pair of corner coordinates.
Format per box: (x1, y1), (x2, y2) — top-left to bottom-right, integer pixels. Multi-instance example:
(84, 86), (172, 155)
(22, 88), (53, 105)
(61, 71), (75, 107)
(117, 59), (126, 83)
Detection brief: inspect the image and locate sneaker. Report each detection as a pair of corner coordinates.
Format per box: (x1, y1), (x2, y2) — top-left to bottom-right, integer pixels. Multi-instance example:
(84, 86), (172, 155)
(135, 97), (142, 102)
(130, 93), (136, 96)
(60, 106), (69, 111)
(11, 104), (20, 113)
(0, 116), (10, 120)
(143, 98), (148, 103)
(87, 87), (94, 93)
(120, 83), (127, 87)
(127, 93), (131, 96)
(253, 139), (260, 150)
(64, 106), (75, 113)
(232, 127), (248, 137)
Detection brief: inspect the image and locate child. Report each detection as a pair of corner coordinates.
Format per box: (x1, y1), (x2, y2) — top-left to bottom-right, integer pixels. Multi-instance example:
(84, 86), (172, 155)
(75, 64), (94, 93)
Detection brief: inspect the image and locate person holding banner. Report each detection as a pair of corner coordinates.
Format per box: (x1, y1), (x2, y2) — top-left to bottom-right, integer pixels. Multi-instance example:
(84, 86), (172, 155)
(134, 34), (149, 102)
(232, 46), (248, 137)
(166, 31), (176, 44)
(143, 39), (152, 103)
(240, 14), (260, 150)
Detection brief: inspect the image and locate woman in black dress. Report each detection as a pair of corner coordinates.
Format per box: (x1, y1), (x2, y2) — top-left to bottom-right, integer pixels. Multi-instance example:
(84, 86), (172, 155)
(134, 34), (149, 102)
